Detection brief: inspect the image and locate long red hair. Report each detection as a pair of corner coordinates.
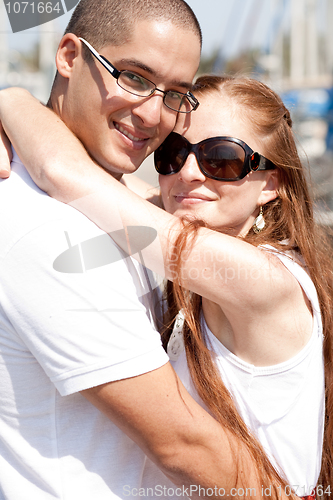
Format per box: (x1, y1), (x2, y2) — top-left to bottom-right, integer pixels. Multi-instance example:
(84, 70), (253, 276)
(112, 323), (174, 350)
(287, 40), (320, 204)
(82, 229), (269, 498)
(161, 75), (333, 498)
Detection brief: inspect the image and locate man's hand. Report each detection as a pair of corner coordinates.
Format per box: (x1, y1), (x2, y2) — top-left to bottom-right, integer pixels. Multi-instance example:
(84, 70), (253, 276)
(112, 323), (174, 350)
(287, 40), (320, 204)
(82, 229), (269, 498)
(0, 121), (12, 178)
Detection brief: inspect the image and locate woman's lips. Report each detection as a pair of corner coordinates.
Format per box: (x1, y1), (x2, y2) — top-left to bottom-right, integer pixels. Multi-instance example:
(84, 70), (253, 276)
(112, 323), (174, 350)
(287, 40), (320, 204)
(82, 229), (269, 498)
(174, 193), (213, 204)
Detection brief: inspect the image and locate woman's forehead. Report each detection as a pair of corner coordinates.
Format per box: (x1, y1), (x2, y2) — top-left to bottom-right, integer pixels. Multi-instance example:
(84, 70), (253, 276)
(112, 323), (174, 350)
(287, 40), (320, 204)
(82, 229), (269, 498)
(174, 94), (268, 157)
(175, 96), (248, 139)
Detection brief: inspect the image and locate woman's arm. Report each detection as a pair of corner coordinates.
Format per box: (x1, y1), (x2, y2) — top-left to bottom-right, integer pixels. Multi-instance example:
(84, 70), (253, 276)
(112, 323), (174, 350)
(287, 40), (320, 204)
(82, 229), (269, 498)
(0, 87), (311, 365)
(0, 88), (270, 285)
(0, 87), (161, 201)
(0, 87), (102, 199)
(121, 174), (163, 207)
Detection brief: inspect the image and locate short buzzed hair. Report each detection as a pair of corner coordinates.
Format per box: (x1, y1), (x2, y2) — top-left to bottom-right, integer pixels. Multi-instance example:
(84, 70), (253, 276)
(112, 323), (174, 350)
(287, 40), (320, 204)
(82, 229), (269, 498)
(65, 0), (202, 52)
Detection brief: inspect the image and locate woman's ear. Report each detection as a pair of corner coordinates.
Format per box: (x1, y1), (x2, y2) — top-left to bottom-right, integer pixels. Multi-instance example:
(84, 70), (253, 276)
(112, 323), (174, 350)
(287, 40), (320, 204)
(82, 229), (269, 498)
(258, 170), (280, 206)
(55, 34), (82, 79)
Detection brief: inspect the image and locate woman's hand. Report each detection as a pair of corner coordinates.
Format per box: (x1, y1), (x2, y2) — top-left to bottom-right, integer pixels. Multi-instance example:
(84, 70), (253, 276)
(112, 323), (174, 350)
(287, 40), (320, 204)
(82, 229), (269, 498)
(0, 121), (12, 178)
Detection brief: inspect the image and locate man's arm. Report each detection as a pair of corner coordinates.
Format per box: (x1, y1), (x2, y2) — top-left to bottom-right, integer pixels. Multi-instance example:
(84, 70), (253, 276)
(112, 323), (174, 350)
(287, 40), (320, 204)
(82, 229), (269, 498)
(81, 363), (262, 499)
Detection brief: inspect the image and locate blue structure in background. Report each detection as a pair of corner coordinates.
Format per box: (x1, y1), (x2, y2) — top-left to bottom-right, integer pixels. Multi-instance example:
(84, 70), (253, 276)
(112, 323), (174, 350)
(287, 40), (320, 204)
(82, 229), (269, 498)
(324, 89), (333, 152)
(281, 87), (333, 152)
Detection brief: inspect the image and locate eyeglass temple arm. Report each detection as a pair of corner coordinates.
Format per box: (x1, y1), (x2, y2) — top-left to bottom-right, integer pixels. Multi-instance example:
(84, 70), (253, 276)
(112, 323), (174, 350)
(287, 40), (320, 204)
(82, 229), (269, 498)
(187, 92), (199, 110)
(78, 37), (120, 79)
(258, 155), (276, 171)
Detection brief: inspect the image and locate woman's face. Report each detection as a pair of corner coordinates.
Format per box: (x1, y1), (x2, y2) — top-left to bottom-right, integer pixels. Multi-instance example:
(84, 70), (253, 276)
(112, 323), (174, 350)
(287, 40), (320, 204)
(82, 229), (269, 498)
(159, 92), (279, 236)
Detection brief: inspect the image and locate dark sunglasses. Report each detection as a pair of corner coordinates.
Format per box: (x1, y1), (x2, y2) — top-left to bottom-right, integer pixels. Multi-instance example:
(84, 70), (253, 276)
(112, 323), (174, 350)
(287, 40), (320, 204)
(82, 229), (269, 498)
(154, 132), (276, 181)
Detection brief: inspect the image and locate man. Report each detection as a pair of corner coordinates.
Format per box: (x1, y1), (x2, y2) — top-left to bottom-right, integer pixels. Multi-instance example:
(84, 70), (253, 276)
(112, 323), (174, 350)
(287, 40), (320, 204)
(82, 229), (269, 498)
(0, 1), (243, 499)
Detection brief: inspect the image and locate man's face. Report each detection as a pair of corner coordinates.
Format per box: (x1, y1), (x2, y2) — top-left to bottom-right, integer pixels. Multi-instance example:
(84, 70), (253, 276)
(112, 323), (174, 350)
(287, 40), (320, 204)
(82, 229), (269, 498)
(60, 20), (201, 179)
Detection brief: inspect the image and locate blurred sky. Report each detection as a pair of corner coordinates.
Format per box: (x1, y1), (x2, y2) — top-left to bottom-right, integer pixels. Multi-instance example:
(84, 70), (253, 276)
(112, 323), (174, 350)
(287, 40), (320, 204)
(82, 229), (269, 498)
(3, 0), (279, 60)
(2, 0), (329, 79)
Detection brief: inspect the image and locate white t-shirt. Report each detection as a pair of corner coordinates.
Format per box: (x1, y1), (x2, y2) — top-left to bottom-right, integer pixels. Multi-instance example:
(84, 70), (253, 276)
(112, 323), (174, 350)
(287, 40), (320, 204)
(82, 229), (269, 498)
(167, 250), (325, 497)
(0, 152), (169, 499)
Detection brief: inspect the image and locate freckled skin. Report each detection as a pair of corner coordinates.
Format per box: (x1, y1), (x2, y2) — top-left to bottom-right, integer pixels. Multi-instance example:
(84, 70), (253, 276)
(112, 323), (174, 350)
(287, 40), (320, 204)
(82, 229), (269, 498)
(159, 93), (277, 236)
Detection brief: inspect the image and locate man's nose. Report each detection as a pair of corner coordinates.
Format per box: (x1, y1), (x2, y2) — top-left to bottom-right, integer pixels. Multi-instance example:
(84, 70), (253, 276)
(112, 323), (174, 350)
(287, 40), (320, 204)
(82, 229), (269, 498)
(132, 93), (166, 128)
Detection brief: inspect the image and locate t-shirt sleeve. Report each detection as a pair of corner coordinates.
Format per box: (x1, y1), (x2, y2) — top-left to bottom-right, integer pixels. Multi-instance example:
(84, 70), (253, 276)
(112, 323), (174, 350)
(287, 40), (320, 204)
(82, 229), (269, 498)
(0, 216), (169, 396)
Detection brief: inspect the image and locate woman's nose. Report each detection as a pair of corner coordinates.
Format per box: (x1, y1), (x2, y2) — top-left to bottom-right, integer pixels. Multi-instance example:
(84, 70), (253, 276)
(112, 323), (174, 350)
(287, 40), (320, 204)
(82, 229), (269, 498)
(178, 153), (206, 183)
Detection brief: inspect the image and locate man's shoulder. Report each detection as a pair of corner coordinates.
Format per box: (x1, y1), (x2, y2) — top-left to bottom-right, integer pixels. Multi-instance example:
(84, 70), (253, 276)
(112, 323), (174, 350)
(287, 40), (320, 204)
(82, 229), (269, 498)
(0, 158), (106, 258)
(5, 155), (103, 217)
(1, 157), (70, 213)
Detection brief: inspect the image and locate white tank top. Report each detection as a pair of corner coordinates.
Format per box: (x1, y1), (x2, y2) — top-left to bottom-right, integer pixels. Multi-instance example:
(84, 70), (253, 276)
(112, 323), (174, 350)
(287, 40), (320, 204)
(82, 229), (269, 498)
(168, 251), (325, 496)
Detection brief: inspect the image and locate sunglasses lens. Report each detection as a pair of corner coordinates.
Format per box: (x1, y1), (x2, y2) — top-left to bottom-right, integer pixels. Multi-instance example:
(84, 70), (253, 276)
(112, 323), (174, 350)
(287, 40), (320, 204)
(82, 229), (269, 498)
(199, 141), (246, 180)
(155, 134), (188, 175)
(155, 135), (248, 180)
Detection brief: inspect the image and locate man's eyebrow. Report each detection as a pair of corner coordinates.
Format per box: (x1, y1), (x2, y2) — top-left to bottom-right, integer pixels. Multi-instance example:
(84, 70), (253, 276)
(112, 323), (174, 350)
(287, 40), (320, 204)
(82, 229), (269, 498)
(118, 58), (193, 89)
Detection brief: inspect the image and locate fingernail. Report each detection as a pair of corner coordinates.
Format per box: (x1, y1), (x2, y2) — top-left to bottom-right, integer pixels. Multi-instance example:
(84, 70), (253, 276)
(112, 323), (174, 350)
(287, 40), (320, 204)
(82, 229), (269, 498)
(0, 169), (10, 179)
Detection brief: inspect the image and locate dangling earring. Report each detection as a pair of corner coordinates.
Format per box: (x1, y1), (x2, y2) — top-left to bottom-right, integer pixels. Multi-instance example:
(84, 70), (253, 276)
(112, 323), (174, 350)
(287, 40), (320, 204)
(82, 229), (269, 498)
(253, 206), (265, 234)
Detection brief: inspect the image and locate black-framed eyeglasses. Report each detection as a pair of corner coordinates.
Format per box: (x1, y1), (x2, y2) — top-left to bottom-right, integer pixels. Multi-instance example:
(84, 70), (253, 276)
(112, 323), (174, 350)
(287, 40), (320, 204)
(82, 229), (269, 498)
(154, 132), (276, 181)
(79, 38), (199, 114)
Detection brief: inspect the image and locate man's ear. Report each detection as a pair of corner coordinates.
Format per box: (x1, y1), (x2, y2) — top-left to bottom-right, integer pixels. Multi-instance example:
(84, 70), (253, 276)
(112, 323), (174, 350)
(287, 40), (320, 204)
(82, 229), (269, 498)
(56, 34), (82, 78)
(258, 169), (280, 206)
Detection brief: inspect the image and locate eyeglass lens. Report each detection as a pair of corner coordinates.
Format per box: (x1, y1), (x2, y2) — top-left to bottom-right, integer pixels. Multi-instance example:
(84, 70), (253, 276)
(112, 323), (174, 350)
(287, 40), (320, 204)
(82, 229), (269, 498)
(118, 72), (191, 113)
(118, 72), (153, 95)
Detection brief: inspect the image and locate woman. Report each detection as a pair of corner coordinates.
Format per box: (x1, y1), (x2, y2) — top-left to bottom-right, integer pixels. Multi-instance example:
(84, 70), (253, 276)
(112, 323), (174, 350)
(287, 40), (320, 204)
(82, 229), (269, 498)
(0, 75), (332, 498)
